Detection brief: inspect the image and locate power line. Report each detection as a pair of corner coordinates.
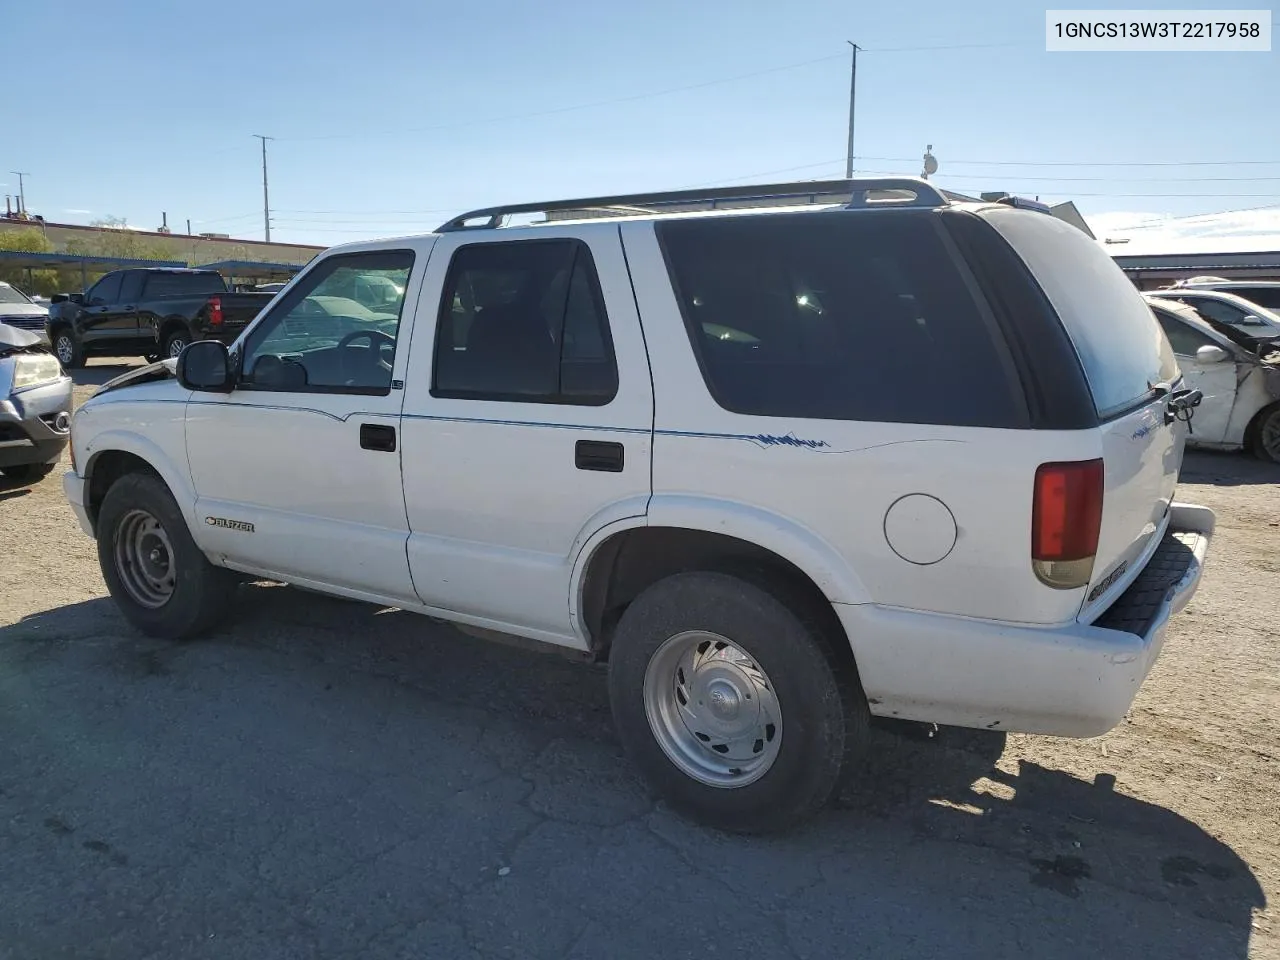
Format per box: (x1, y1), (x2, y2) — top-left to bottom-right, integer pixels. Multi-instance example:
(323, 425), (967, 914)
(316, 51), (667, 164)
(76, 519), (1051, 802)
(859, 155), (1280, 168)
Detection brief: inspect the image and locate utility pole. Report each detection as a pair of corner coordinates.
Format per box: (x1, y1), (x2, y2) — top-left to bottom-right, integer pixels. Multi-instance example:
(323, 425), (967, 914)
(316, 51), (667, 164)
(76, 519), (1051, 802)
(10, 172), (29, 215)
(253, 135), (273, 242)
(844, 43), (858, 179)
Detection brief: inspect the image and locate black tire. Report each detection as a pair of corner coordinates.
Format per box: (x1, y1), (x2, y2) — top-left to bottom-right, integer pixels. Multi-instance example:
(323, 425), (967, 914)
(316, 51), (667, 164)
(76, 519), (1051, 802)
(1250, 402), (1280, 464)
(52, 329), (85, 369)
(0, 462), (56, 483)
(96, 471), (238, 639)
(608, 571), (868, 834)
(163, 330), (191, 360)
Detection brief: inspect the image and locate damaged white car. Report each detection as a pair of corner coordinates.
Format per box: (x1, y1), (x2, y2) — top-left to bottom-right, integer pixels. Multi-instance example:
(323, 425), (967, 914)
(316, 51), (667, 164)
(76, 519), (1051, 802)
(1147, 295), (1280, 462)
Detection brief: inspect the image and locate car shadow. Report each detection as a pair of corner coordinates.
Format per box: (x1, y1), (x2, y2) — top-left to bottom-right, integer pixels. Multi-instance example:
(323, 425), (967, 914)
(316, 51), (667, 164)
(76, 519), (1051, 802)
(1182, 449), (1279, 487)
(1, 586), (1266, 958)
(70, 359), (144, 387)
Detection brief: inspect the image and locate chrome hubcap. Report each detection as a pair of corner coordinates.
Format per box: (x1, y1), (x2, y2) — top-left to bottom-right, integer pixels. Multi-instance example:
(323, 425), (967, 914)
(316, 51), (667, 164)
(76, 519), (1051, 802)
(167, 339), (186, 358)
(56, 337), (73, 364)
(642, 631), (782, 788)
(113, 509), (176, 608)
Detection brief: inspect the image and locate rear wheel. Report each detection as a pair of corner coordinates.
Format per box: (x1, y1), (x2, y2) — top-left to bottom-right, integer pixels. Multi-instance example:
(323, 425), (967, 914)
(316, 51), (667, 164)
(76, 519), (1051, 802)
(608, 571), (867, 834)
(1252, 403), (1280, 464)
(96, 471), (238, 639)
(52, 329), (84, 369)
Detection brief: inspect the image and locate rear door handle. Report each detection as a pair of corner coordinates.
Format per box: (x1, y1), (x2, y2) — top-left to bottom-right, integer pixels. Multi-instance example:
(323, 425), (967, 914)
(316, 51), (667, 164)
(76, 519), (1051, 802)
(359, 423), (397, 452)
(575, 439), (624, 472)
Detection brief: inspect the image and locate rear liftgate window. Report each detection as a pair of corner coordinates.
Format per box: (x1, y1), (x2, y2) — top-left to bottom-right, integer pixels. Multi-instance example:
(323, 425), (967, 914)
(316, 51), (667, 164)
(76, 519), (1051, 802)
(657, 213), (1023, 427)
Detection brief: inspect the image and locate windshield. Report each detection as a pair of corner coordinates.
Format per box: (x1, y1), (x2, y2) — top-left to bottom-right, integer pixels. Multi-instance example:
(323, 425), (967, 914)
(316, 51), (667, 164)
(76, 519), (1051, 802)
(0, 283), (34, 305)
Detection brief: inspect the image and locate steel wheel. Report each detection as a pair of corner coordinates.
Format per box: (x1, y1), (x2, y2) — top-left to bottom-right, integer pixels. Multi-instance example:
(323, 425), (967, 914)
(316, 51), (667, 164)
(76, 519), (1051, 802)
(112, 508), (177, 609)
(1260, 408), (1280, 462)
(642, 630), (782, 788)
(55, 335), (75, 365)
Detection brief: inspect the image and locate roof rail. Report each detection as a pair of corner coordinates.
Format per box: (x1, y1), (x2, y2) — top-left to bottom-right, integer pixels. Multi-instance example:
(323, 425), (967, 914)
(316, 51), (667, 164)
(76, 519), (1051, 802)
(436, 176), (948, 232)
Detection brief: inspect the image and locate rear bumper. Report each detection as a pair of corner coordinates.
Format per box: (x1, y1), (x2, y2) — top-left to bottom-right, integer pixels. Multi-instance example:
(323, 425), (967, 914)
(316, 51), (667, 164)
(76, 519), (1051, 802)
(837, 502), (1214, 738)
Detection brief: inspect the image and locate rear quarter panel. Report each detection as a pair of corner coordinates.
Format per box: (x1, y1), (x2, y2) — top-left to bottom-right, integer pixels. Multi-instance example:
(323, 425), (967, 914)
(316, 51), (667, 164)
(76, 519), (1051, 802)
(620, 221), (1097, 627)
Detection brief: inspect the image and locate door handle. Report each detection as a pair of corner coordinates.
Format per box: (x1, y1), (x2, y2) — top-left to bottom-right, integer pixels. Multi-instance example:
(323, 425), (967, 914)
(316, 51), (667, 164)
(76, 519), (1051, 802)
(575, 439), (624, 472)
(359, 423), (397, 452)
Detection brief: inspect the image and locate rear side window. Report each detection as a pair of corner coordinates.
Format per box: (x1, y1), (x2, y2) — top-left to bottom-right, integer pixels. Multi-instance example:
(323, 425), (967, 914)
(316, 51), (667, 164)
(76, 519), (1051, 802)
(656, 213), (1022, 427)
(143, 272), (227, 298)
(983, 209), (1177, 419)
(433, 239), (618, 405)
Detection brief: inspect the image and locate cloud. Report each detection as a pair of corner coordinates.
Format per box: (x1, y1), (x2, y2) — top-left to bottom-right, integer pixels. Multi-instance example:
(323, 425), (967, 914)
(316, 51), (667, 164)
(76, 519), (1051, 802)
(1090, 206), (1280, 254)
(63, 208), (94, 215)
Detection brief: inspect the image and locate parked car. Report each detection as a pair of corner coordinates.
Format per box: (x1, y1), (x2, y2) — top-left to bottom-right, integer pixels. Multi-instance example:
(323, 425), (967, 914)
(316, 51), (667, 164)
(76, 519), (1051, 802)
(0, 280), (50, 343)
(64, 178), (1215, 832)
(1166, 278), (1280, 312)
(1148, 288), (1280, 339)
(47, 268), (274, 367)
(1146, 295), (1280, 462)
(0, 322), (72, 483)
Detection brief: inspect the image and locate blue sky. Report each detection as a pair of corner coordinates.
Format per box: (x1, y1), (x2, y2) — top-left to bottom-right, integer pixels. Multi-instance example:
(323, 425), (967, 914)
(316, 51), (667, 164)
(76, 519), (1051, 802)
(6, 0), (1278, 250)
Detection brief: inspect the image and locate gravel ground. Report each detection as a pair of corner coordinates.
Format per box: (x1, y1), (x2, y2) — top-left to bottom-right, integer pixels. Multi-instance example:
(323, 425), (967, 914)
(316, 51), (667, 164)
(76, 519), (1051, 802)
(0, 360), (1276, 960)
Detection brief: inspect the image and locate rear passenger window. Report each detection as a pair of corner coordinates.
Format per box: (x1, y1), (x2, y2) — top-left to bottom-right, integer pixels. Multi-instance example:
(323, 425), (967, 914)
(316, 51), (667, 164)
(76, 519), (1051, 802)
(656, 214), (1022, 426)
(433, 240), (618, 405)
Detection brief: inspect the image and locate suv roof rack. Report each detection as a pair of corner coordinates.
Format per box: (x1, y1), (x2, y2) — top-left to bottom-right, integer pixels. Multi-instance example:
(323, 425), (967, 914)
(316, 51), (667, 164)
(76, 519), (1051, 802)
(436, 176), (949, 232)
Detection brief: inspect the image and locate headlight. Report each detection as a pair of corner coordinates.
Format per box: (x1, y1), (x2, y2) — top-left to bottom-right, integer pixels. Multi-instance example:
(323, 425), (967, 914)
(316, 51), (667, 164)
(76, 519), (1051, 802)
(11, 353), (64, 392)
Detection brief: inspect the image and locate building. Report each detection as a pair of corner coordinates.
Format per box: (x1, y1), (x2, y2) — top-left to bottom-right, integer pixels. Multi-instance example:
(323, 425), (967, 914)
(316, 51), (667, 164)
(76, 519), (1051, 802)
(0, 216), (322, 268)
(1111, 250), (1280, 289)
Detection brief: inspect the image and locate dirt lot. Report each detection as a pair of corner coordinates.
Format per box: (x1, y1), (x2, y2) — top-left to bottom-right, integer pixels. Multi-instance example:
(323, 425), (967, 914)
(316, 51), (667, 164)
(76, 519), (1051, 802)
(1, 360), (1277, 959)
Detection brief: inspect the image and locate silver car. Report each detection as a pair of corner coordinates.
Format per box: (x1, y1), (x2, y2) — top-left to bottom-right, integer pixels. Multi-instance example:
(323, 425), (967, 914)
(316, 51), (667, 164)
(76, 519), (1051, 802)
(0, 280), (50, 344)
(0, 323), (73, 483)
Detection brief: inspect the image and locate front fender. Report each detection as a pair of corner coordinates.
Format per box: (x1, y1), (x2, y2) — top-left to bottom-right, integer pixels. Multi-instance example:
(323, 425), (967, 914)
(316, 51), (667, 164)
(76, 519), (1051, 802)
(81, 428), (198, 532)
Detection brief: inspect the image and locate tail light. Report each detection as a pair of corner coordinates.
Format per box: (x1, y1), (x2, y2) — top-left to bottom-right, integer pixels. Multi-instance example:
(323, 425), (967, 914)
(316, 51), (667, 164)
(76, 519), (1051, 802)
(208, 296), (223, 326)
(1031, 459), (1104, 589)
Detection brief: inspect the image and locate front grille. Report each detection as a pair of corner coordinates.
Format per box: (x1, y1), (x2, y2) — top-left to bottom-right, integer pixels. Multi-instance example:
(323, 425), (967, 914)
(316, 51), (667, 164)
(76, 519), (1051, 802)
(1, 316), (47, 331)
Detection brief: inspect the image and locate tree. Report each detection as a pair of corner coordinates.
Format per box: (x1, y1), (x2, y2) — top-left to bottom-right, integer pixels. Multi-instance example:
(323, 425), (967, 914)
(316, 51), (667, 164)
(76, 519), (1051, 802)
(0, 227), (60, 296)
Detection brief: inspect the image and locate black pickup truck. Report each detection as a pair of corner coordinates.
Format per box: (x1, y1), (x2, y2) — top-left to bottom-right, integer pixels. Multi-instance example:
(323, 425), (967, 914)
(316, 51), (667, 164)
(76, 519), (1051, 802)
(47, 268), (274, 367)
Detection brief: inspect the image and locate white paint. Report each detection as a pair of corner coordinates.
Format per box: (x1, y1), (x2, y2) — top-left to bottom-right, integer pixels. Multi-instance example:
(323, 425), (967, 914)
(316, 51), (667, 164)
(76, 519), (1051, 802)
(847, 503), (1214, 736)
(882, 494), (957, 566)
(63, 196), (1220, 742)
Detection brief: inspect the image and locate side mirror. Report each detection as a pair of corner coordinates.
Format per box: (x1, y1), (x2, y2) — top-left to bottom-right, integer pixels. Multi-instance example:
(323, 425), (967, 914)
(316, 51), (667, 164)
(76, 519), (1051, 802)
(51, 293), (69, 304)
(1196, 344), (1230, 364)
(68, 293), (85, 305)
(176, 340), (234, 392)
(1241, 315), (1265, 327)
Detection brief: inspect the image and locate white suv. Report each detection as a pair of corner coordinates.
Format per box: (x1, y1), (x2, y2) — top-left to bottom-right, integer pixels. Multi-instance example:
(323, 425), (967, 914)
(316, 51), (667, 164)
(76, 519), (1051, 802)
(64, 178), (1215, 832)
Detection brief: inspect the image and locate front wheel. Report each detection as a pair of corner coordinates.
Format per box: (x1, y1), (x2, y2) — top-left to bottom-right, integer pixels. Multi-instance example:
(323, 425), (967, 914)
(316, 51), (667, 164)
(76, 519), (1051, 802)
(52, 330), (84, 369)
(164, 331), (190, 359)
(1252, 403), (1280, 464)
(608, 571), (868, 834)
(96, 471), (238, 639)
